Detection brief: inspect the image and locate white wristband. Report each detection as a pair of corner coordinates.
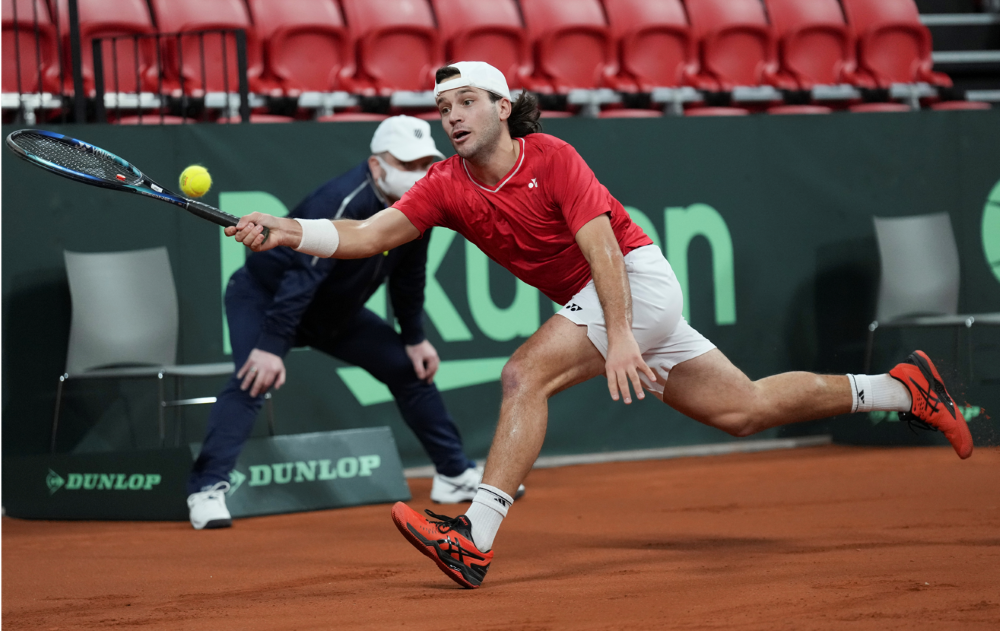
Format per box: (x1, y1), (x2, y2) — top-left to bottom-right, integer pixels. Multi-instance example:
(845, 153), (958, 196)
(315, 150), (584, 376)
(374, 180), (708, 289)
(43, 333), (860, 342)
(293, 218), (340, 257)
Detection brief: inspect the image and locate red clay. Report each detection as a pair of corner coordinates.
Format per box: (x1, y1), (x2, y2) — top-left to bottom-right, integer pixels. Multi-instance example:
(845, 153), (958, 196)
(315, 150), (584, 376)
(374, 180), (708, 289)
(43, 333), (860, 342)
(3, 445), (999, 630)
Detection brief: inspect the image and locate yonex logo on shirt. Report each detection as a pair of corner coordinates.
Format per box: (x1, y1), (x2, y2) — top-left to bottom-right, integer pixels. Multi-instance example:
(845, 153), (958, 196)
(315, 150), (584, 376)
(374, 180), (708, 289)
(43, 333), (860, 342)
(528, 178), (538, 189)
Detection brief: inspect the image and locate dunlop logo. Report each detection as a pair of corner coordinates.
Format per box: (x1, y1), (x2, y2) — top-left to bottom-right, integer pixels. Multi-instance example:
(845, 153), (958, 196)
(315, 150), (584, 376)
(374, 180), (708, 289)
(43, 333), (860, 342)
(228, 455), (382, 494)
(46, 469), (162, 495)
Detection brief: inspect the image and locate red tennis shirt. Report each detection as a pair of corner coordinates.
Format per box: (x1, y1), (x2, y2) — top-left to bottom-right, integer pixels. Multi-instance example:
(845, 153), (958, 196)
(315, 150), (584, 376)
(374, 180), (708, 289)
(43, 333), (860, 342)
(393, 133), (652, 305)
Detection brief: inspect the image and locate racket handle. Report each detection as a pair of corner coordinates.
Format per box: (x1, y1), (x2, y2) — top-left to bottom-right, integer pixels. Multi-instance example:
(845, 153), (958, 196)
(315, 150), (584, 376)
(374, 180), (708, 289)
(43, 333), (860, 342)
(187, 199), (269, 244)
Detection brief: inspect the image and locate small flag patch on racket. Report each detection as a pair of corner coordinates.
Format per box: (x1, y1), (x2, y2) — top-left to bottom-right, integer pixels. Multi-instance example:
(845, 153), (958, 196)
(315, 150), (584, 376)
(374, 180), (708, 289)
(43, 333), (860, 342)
(116, 174), (126, 181)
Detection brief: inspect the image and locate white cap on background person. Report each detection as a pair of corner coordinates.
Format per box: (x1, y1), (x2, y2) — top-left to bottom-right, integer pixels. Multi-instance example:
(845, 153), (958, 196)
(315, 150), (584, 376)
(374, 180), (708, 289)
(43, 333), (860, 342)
(434, 61), (511, 101)
(370, 116), (444, 162)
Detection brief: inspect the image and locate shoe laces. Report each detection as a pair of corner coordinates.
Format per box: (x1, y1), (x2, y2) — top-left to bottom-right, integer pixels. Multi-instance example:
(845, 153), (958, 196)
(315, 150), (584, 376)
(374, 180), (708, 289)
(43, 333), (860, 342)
(201, 481), (231, 500)
(424, 509), (463, 534)
(900, 412), (937, 435)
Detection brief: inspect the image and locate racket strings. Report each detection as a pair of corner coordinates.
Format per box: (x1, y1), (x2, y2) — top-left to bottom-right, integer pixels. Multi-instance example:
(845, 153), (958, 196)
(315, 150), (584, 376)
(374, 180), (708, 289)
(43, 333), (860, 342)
(15, 132), (142, 186)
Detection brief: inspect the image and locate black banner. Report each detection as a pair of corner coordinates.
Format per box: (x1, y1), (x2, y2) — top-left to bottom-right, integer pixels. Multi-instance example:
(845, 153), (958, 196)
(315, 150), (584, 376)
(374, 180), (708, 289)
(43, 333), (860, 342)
(3, 448), (192, 520)
(3, 112), (998, 465)
(206, 428), (411, 518)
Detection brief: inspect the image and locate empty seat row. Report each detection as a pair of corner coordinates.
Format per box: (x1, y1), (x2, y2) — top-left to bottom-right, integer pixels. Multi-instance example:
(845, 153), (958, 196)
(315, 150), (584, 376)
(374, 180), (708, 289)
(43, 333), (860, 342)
(2, 0), (984, 113)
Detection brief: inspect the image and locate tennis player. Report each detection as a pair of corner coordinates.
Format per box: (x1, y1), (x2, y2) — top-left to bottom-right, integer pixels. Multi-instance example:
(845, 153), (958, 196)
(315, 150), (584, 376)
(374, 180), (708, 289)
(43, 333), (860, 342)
(226, 62), (973, 587)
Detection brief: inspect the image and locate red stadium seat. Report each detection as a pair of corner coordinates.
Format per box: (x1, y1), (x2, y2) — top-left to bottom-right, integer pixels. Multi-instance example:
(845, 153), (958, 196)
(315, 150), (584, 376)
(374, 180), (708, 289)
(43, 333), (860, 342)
(247, 0), (349, 95)
(763, 0), (874, 92)
(115, 114), (189, 124)
(52, 0), (158, 95)
(685, 106), (751, 116)
(316, 112), (389, 122)
(430, 0), (541, 91)
(767, 104), (832, 114)
(148, 0), (265, 96)
(519, 0), (615, 93)
(930, 101), (991, 111)
(216, 113), (294, 123)
(598, 108), (662, 118)
(2, 0), (61, 94)
(839, 0), (951, 89)
(684, 0), (796, 93)
(848, 102), (911, 113)
(602, 0), (716, 93)
(339, 0), (442, 95)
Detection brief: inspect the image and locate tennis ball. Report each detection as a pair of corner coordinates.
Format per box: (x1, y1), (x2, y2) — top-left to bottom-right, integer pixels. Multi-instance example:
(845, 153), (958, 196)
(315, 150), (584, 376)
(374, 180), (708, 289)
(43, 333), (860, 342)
(179, 165), (212, 198)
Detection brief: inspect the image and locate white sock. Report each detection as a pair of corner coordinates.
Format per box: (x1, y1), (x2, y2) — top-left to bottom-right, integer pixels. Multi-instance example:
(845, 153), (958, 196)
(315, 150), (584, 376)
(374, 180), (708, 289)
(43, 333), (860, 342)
(847, 374), (911, 413)
(464, 484), (512, 552)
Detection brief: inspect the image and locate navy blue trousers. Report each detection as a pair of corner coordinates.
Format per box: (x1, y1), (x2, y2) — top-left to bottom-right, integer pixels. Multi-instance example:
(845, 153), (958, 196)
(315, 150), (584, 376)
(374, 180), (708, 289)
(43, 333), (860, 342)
(188, 268), (474, 494)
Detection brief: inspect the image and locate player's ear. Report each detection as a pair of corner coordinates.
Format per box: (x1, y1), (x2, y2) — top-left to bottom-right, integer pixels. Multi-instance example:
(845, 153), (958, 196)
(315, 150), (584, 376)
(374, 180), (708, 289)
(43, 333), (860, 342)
(368, 155), (384, 180)
(498, 97), (512, 123)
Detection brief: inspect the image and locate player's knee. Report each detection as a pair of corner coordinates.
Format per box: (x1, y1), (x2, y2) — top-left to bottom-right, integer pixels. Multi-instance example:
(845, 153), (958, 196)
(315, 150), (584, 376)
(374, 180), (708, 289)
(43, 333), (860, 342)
(500, 357), (535, 398)
(500, 359), (522, 397)
(701, 410), (751, 437)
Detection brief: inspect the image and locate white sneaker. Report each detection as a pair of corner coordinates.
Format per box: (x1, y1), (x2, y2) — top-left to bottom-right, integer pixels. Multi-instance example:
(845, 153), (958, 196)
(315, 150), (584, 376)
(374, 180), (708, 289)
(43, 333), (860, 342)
(430, 465), (526, 503)
(187, 481), (232, 530)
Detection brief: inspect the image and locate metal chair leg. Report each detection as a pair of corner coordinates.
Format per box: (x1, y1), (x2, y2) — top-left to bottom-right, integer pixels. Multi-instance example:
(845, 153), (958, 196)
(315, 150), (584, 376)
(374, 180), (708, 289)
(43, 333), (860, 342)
(157, 371), (166, 448)
(864, 322), (878, 374)
(265, 391), (275, 436)
(51, 373), (68, 453)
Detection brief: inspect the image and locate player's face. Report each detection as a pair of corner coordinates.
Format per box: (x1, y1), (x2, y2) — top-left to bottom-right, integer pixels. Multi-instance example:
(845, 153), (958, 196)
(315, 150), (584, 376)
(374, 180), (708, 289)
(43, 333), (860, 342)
(436, 87), (504, 161)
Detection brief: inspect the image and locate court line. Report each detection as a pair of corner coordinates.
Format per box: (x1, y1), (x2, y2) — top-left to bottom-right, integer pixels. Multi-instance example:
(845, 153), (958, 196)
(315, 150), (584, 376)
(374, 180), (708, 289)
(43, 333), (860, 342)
(403, 435), (833, 478)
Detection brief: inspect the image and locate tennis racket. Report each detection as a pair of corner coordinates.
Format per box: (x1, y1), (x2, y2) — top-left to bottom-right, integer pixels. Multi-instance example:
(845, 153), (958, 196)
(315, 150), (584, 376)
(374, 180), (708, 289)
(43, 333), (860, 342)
(5, 129), (267, 241)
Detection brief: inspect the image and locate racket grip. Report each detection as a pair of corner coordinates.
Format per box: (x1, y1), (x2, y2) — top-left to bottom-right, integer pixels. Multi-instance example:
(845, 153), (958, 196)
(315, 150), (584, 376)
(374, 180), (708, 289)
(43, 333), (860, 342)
(187, 199), (270, 244)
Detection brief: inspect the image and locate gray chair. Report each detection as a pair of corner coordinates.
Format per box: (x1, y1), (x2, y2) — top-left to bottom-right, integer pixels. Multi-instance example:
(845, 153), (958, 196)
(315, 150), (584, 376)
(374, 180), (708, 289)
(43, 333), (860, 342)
(53, 247), (273, 452)
(865, 213), (1000, 375)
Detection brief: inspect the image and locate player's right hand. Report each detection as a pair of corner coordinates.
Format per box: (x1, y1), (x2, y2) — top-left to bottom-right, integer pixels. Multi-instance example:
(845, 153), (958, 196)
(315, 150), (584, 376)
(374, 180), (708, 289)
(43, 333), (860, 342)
(238, 348), (287, 397)
(229, 213), (302, 252)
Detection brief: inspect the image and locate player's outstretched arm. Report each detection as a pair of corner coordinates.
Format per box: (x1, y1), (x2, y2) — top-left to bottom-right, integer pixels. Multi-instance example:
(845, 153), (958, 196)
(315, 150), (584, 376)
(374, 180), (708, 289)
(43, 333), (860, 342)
(228, 207), (421, 258)
(575, 215), (657, 404)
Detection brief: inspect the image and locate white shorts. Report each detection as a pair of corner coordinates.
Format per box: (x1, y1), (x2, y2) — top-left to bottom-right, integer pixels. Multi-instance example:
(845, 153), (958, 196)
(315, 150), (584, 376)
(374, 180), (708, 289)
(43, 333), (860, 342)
(556, 245), (716, 398)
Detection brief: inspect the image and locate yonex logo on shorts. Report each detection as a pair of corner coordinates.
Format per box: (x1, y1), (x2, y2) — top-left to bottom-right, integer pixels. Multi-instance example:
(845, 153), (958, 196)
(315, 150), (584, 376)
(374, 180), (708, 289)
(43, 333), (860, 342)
(567, 303), (582, 312)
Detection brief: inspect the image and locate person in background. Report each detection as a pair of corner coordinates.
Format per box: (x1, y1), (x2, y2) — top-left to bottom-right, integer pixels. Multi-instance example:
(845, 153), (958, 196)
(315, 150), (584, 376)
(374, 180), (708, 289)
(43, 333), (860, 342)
(186, 116), (521, 530)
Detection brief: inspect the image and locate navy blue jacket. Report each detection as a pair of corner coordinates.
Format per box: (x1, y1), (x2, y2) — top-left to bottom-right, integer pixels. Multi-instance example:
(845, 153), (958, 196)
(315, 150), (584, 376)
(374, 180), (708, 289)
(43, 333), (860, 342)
(243, 162), (428, 357)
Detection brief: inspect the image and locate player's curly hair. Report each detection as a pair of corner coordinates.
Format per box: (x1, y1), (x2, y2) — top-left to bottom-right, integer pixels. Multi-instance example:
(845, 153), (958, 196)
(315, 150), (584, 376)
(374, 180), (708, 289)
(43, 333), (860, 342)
(434, 65), (542, 138)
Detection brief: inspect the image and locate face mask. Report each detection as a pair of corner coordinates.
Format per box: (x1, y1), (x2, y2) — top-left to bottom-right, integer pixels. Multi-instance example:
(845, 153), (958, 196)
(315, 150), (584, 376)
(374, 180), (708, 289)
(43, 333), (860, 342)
(375, 156), (427, 199)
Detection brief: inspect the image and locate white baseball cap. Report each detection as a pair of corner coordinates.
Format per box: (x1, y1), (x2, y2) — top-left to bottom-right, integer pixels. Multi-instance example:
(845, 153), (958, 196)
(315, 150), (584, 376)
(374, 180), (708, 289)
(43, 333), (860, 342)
(370, 116), (445, 162)
(434, 61), (511, 101)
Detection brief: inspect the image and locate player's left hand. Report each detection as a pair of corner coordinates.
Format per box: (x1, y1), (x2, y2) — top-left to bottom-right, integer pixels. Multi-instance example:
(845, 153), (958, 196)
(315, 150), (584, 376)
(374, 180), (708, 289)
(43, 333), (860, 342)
(605, 334), (656, 405)
(405, 340), (440, 384)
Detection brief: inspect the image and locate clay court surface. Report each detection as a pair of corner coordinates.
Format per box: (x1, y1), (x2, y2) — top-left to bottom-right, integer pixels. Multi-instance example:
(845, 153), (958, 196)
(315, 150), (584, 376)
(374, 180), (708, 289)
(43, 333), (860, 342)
(3, 444), (998, 630)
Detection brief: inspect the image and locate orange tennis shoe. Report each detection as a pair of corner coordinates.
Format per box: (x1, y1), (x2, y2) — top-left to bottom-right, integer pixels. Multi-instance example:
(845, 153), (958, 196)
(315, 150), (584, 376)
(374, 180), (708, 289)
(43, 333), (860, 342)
(391, 502), (493, 589)
(889, 351), (973, 459)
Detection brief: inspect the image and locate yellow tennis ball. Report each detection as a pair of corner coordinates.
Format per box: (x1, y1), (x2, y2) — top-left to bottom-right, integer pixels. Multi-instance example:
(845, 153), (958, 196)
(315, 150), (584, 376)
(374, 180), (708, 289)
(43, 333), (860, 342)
(179, 165), (212, 198)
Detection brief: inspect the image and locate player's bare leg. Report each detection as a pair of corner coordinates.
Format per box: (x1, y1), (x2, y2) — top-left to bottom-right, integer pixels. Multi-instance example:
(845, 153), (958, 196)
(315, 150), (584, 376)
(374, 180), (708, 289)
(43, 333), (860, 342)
(660, 349), (852, 436)
(480, 314), (606, 495)
(660, 349), (973, 460)
(390, 315), (604, 587)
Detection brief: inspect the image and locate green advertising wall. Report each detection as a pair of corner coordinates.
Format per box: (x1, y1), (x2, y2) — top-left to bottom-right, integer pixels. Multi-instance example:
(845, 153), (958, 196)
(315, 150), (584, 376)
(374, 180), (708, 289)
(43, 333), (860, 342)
(3, 111), (999, 467)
